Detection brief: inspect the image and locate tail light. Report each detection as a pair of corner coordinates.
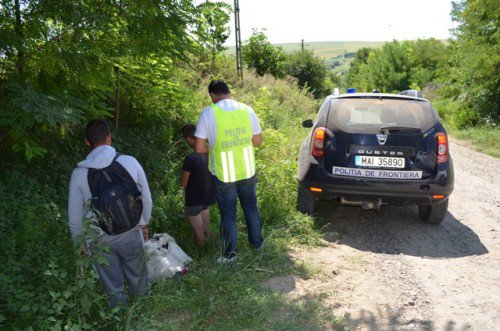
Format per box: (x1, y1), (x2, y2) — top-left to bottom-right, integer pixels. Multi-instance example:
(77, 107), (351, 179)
(437, 132), (448, 163)
(311, 127), (325, 157)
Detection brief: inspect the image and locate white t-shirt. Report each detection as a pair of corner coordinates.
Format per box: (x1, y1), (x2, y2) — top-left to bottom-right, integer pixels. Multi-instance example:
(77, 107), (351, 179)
(68, 145), (152, 242)
(195, 98), (262, 175)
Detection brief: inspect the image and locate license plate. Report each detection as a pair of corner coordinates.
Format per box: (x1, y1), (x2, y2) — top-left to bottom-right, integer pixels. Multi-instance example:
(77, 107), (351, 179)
(355, 156), (405, 168)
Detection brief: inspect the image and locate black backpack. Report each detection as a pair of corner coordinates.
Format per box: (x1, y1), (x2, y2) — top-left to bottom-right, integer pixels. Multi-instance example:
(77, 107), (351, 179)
(87, 153), (143, 235)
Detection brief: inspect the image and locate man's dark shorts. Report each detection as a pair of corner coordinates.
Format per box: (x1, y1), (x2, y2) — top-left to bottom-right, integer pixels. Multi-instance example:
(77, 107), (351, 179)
(185, 205), (209, 217)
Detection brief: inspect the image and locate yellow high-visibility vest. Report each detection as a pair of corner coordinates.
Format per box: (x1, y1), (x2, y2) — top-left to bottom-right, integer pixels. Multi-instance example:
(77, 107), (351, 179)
(210, 104), (255, 183)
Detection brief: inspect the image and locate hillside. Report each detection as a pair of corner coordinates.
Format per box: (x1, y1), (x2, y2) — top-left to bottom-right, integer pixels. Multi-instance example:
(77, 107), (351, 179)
(227, 40), (384, 57)
(227, 40), (385, 71)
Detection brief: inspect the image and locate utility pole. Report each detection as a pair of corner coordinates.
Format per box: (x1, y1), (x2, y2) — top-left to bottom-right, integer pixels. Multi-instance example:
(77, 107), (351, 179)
(234, 0), (243, 81)
(300, 39), (309, 52)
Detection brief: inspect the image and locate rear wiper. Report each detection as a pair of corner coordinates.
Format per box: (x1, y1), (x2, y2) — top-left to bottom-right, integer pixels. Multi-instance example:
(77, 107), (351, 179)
(379, 126), (422, 134)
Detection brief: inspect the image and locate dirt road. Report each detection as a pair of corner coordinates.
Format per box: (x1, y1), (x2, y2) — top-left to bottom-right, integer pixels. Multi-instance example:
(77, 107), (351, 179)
(263, 139), (500, 330)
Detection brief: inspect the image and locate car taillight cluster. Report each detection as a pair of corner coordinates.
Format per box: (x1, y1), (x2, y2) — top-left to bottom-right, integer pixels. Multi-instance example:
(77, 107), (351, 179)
(312, 127), (325, 157)
(437, 132), (448, 163)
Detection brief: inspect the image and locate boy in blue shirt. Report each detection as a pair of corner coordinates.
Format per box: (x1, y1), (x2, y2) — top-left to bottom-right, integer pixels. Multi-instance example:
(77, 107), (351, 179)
(181, 124), (215, 247)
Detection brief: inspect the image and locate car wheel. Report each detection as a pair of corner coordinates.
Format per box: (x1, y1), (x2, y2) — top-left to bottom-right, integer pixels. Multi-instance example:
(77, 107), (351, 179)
(297, 185), (315, 215)
(418, 199), (448, 224)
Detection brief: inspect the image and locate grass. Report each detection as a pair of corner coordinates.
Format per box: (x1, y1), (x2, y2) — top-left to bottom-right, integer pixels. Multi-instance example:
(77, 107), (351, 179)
(274, 41), (385, 59)
(125, 227), (346, 330)
(446, 125), (500, 158)
(227, 41), (384, 59)
(119, 75), (344, 330)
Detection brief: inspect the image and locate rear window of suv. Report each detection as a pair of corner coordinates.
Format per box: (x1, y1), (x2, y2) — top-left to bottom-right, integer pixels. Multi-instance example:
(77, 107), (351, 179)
(327, 97), (436, 134)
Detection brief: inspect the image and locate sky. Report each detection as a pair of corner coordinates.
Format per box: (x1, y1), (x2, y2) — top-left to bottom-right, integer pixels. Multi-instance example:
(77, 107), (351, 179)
(210, 0), (457, 45)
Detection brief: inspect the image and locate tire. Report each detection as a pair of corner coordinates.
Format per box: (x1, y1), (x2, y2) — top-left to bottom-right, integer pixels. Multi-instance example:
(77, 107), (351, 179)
(297, 185), (315, 215)
(418, 199), (448, 224)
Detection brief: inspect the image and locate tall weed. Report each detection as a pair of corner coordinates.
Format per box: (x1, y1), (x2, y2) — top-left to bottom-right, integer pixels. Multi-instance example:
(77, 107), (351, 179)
(2, 69), (329, 328)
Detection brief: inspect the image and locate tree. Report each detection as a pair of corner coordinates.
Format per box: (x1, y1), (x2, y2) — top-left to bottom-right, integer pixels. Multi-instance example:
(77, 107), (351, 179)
(286, 50), (327, 98)
(443, 0), (500, 126)
(365, 41), (412, 93)
(408, 38), (447, 90)
(345, 47), (373, 89)
(193, 1), (232, 70)
(345, 40), (448, 93)
(242, 30), (287, 78)
(0, 0), (198, 159)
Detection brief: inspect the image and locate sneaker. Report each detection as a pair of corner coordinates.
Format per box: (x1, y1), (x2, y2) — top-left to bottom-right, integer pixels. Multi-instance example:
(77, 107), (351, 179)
(255, 240), (265, 251)
(216, 253), (237, 264)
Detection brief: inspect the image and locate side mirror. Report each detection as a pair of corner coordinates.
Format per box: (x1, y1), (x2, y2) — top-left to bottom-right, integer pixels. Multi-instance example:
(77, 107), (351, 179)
(302, 119), (313, 128)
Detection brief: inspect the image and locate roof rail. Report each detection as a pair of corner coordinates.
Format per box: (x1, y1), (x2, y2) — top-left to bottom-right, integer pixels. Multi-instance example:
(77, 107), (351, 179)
(398, 90), (422, 98)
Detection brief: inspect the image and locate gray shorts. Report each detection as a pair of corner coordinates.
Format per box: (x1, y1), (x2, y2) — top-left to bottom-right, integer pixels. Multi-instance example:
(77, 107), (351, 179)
(185, 205), (209, 217)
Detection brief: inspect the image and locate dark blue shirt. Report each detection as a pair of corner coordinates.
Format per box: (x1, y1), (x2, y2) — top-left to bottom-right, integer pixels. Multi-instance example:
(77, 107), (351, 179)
(182, 153), (216, 207)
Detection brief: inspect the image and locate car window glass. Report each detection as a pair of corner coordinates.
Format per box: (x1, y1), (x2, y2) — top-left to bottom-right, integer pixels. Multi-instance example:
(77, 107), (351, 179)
(328, 98), (435, 133)
(314, 97), (331, 125)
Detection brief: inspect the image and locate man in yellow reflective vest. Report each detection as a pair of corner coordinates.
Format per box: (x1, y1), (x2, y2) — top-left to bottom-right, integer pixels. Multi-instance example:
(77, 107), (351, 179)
(195, 80), (263, 263)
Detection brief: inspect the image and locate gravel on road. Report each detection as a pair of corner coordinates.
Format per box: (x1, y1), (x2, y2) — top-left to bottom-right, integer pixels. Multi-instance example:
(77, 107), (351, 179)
(262, 138), (500, 330)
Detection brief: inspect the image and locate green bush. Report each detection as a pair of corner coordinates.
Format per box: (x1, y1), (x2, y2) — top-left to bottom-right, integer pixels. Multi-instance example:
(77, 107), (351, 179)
(432, 96), (483, 129)
(0, 170), (110, 329)
(1, 62), (326, 328)
(286, 50), (329, 98)
(242, 30), (287, 78)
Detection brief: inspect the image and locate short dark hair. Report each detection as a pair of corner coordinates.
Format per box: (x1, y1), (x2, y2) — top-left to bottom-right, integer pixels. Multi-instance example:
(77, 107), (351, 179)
(181, 124), (196, 138)
(208, 80), (230, 95)
(86, 119), (110, 146)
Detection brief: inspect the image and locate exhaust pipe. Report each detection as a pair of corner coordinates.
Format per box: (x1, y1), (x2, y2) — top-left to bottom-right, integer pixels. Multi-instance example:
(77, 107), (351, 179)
(361, 202), (372, 211)
(341, 197), (382, 211)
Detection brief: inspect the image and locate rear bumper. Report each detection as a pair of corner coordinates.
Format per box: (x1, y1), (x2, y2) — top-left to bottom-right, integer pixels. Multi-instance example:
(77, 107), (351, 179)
(300, 162), (454, 206)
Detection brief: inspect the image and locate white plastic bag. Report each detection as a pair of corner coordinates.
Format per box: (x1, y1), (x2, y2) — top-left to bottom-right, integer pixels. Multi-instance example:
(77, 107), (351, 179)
(144, 233), (192, 281)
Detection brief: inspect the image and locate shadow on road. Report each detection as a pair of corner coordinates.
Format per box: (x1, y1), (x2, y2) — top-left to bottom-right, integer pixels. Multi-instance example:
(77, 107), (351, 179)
(340, 305), (470, 331)
(314, 200), (488, 258)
